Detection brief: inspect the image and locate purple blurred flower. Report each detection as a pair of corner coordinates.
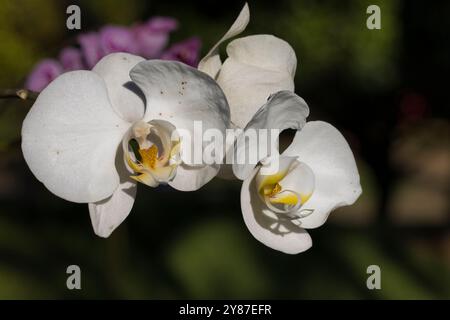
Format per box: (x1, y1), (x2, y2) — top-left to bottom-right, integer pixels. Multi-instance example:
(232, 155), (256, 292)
(25, 15), (201, 92)
(78, 32), (103, 69)
(133, 17), (178, 58)
(25, 59), (63, 92)
(99, 25), (138, 56)
(161, 37), (202, 67)
(147, 16), (178, 32)
(133, 25), (168, 58)
(59, 47), (85, 71)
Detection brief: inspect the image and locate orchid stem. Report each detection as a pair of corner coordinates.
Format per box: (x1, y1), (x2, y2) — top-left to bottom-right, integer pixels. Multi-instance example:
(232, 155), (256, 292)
(0, 89), (38, 101)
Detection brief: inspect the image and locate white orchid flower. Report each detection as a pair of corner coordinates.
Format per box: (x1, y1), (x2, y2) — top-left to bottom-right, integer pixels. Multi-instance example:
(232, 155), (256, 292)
(199, 4), (361, 254)
(231, 91), (362, 254)
(21, 52), (230, 238)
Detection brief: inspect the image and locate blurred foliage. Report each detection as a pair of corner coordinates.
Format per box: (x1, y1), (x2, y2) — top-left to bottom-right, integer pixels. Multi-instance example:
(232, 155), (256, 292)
(329, 159), (379, 225)
(79, 0), (146, 25)
(168, 218), (271, 298)
(0, 99), (29, 151)
(281, 0), (400, 91)
(0, 0), (64, 86)
(0, 0), (449, 299)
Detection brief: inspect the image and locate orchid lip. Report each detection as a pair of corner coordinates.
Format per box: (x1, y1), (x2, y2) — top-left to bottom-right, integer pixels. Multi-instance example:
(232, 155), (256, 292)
(256, 157), (316, 222)
(123, 119), (181, 187)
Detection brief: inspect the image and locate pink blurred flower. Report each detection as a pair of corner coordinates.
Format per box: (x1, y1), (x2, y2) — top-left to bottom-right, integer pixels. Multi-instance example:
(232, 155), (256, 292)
(59, 47), (85, 71)
(25, 59), (63, 92)
(147, 16), (178, 32)
(99, 25), (138, 56)
(133, 26), (167, 59)
(133, 17), (178, 58)
(26, 16), (201, 92)
(78, 32), (103, 69)
(161, 37), (202, 67)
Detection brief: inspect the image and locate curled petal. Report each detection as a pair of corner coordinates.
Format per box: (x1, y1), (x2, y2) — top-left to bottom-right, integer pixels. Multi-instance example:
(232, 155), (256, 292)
(21, 71), (130, 203)
(233, 91), (309, 180)
(198, 3), (250, 78)
(93, 53), (145, 123)
(282, 121), (362, 228)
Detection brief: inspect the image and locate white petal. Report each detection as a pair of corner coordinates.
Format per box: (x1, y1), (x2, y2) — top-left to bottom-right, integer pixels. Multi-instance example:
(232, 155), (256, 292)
(168, 163), (219, 191)
(217, 35), (297, 128)
(282, 121), (362, 228)
(21, 71), (129, 203)
(233, 91), (309, 180)
(130, 60), (230, 134)
(197, 3), (250, 78)
(130, 60), (230, 190)
(241, 167), (312, 254)
(93, 53), (145, 122)
(225, 34), (297, 77)
(88, 153), (137, 238)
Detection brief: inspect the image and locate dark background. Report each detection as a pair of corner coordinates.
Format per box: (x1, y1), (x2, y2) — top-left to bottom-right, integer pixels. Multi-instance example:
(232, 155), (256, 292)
(0, 0), (448, 298)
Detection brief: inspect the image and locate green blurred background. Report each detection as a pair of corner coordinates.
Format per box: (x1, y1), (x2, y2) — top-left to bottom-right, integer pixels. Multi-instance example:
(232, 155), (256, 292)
(0, 0), (449, 299)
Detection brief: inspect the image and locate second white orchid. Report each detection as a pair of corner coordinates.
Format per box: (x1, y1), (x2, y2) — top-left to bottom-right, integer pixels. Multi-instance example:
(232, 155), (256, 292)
(199, 3), (362, 254)
(235, 100), (362, 254)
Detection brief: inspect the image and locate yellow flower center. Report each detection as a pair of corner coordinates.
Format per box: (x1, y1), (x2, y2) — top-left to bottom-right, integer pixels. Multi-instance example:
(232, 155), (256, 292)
(139, 145), (159, 169)
(255, 158), (314, 217)
(124, 120), (181, 187)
